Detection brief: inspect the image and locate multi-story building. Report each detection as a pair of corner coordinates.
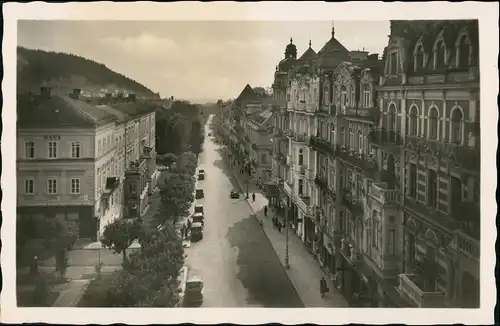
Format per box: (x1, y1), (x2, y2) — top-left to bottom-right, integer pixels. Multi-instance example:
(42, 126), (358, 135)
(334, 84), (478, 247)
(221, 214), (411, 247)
(244, 107), (274, 185)
(270, 20), (480, 308)
(17, 87), (157, 240)
(378, 20), (480, 308)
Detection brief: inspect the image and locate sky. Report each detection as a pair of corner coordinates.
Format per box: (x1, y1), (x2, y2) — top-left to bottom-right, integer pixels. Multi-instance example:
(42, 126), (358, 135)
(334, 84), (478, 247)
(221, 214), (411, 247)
(18, 20), (389, 102)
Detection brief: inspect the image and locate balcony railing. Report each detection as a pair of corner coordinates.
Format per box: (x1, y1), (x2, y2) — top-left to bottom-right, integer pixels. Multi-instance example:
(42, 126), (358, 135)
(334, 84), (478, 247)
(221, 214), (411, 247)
(309, 136), (335, 156)
(398, 274), (445, 308)
(296, 195), (313, 216)
(336, 145), (378, 176)
(451, 229), (480, 261)
(140, 146), (154, 159)
(368, 129), (403, 147)
(126, 159), (146, 175)
(298, 165), (306, 175)
(284, 181), (292, 196)
(314, 175), (328, 191)
(341, 191), (364, 216)
(293, 132), (308, 143)
(369, 182), (400, 205)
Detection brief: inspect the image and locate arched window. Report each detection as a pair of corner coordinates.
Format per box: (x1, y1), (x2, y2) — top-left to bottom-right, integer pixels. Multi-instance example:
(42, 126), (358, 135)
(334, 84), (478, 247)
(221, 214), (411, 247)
(349, 128), (354, 149)
(363, 85), (371, 108)
(341, 85), (347, 107)
(323, 86), (329, 105)
(358, 130), (363, 153)
(435, 40), (446, 69)
(388, 104), (397, 131)
(415, 45), (424, 72)
(458, 35), (470, 68)
(450, 108), (464, 144)
(428, 107), (439, 140)
(350, 85), (356, 106)
(298, 148), (304, 166)
(408, 106), (419, 136)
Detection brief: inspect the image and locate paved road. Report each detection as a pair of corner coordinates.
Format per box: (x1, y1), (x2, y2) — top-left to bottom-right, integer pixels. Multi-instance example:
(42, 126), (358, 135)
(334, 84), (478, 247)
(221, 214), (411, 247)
(184, 116), (303, 307)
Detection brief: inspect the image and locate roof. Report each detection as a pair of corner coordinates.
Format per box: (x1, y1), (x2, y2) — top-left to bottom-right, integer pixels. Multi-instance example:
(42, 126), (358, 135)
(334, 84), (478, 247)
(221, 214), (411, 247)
(17, 94), (117, 128)
(298, 46), (318, 62)
(95, 104), (131, 123)
(248, 108), (273, 128)
(187, 276), (203, 283)
(317, 36), (349, 56)
(278, 57), (297, 72)
(234, 84), (257, 106)
(191, 222), (203, 228)
(315, 35), (350, 70)
(110, 101), (155, 118)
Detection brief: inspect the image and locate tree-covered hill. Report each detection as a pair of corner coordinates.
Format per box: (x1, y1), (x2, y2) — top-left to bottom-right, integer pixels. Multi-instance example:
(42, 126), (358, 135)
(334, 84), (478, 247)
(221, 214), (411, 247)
(17, 47), (156, 97)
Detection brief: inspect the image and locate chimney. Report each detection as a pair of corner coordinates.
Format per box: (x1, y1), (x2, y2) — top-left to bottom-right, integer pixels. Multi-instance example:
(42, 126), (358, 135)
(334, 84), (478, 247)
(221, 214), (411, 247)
(71, 88), (82, 99)
(128, 93), (136, 102)
(40, 86), (51, 99)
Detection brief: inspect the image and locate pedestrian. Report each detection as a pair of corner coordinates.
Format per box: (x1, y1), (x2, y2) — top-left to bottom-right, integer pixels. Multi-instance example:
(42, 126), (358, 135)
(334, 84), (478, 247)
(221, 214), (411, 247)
(181, 225), (185, 239)
(252, 193), (256, 202)
(264, 205), (268, 217)
(277, 222), (281, 233)
(320, 276), (329, 297)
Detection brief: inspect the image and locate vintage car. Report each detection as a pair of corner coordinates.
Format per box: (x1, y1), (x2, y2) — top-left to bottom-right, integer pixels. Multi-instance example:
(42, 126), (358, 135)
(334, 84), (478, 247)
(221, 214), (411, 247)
(230, 189), (240, 199)
(191, 212), (204, 226)
(194, 204), (204, 214)
(198, 169), (205, 180)
(195, 188), (204, 199)
(183, 276), (204, 307)
(190, 222), (204, 242)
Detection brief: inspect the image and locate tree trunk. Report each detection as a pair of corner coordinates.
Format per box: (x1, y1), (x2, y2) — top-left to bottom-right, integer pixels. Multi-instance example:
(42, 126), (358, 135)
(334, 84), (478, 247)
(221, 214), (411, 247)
(122, 249), (127, 263)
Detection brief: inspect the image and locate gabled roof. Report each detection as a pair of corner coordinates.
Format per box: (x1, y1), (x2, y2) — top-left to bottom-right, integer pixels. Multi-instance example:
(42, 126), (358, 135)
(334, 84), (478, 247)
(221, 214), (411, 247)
(317, 36), (349, 56)
(298, 46), (318, 62)
(248, 108), (273, 129)
(17, 94), (117, 128)
(234, 84), (257, 106)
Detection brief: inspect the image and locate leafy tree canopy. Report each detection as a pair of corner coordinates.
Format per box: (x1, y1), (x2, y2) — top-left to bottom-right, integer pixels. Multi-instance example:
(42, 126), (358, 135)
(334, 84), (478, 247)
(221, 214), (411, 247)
(100, 219), (142, 260)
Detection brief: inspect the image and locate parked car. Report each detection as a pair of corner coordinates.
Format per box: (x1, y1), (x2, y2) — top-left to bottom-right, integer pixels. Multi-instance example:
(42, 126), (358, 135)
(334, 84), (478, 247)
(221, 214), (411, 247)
(198, 169), (205, 180)
(230, 189), (240, 199)
(184, 277), (204, 306)
(191, 212), (204, 226)
(190, 222), (204, 242)
(194, 204), (204, 214)
(195, 189), (204, 199)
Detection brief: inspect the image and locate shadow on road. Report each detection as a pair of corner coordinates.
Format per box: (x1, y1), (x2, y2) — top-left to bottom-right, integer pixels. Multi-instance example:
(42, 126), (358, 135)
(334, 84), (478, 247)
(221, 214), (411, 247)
(226, 213), (304, 308)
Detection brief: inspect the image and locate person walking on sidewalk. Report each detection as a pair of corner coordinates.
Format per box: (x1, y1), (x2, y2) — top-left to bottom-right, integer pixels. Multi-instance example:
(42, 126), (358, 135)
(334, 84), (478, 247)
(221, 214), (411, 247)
(252, 193), (256, 202)
(264, 205), (268, 217)
(277, 222), (282, 233)
(320, 276), (329, 297)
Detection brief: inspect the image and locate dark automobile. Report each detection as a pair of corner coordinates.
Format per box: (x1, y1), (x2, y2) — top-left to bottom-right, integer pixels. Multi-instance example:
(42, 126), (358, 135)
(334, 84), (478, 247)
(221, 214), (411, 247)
(191, 212), (204, 226)
(195, 189), (204, 199)
(230, 189), (240, 199)
(190, 222), (204, 242)
(183, 277), (204, 306)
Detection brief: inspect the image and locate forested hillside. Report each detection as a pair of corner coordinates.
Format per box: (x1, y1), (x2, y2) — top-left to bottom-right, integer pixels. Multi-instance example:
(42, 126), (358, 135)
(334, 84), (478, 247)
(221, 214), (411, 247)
(17, 47), (155, 96)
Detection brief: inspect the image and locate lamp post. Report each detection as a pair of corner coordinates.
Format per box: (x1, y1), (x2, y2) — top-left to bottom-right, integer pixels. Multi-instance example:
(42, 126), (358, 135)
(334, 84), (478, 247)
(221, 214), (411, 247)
(277, 179), (290, 269)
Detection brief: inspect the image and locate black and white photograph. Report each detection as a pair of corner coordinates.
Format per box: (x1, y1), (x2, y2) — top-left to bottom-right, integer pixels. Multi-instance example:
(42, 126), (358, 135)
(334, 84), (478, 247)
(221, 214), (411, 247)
(1, 2), (497, 325)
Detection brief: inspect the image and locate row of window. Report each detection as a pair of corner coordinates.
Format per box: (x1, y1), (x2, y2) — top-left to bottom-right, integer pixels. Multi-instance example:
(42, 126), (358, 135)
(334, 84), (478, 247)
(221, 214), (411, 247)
(24, 178), (80, 195)
(24, 141), (81, 159)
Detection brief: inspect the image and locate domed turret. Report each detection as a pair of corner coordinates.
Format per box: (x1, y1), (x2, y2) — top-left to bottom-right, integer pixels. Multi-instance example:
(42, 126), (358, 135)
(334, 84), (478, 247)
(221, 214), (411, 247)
(285, 38), (297, 59)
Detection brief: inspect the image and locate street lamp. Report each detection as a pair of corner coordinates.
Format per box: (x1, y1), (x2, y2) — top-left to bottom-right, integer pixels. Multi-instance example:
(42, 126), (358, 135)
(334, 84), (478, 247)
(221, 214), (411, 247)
(277, 179), (290, 269)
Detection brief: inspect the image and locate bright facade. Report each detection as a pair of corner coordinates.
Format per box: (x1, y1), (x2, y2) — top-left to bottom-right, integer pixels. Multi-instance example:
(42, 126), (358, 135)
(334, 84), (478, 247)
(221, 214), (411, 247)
(17, 87), (158, 240)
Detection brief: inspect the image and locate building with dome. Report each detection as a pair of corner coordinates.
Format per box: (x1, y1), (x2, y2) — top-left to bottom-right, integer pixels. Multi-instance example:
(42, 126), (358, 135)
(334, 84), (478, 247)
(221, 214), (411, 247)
(270, 20), (479, 308)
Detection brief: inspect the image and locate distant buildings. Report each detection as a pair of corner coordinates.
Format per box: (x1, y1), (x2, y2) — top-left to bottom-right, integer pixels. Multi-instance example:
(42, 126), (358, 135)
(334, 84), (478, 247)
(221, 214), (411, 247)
(17, 87), (158, 240)
(269, 20), (480, 308)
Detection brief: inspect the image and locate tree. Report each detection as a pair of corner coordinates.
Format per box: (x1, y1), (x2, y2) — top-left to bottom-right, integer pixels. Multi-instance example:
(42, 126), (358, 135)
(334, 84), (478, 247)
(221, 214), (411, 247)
(175, 151), (198, 174)
(101, 219), (141, 262)
(189, 117), (205, 156)
(158, 172), (195, 224)
(104, 224), (185, 307)
(156, 153), (178, 169)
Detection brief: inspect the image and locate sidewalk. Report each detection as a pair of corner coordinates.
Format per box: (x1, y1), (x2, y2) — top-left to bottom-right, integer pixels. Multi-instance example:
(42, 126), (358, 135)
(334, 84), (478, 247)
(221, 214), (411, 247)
(227, 158), (348, 307)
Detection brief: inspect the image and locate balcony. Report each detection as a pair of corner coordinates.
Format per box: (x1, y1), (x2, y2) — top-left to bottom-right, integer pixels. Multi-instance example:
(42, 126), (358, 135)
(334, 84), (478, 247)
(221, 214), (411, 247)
(405, 135), (480, 172)
(451, 229), (480, 261)
(341, 190), (364, 216)
(309, 136), (335, 156)
(140, 146), (154, 159)
(336, 145), (378, 177)
(298, 165), (306, 175)
(284, 181), (292, 196)
(297, 101), (306, 111)
(292, 132), (308, 144)
(305, 168), (314, 180)
(296, 195), (313, 216)
(369, 182), (400, 205)
(126, 159), (146, 175)
(398, 274), (445, 308)
(306, 103), (316, 113)
(284, 129), (293, 137)
(314, 174), (328, 191)
(368, 129), (403, 152)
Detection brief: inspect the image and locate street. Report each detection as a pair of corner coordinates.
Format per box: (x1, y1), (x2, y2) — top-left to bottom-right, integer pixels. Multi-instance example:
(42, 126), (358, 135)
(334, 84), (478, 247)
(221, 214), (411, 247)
(183, 116), (303, 307)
